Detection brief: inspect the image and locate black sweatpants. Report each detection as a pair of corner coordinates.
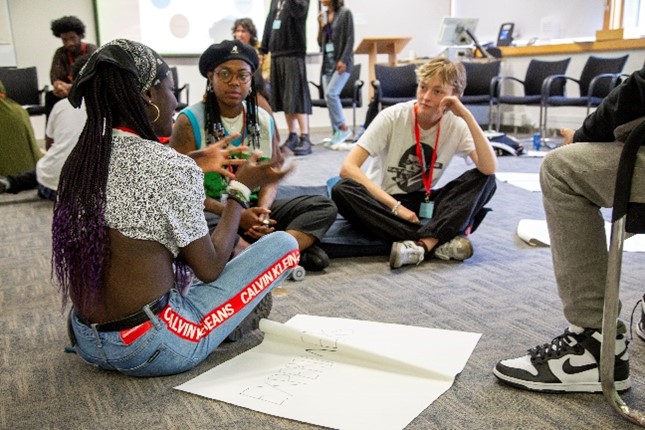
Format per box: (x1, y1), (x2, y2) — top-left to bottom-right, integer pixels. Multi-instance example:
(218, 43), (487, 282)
(205, 195), (338, 243)
(331, 169), (496, 245)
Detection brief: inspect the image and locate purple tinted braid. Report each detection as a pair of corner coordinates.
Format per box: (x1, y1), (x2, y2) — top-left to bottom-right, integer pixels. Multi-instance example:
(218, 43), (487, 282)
(174, 259), (194, 296)
(52, 63), (160, 317)
(52, 202), (108, 313)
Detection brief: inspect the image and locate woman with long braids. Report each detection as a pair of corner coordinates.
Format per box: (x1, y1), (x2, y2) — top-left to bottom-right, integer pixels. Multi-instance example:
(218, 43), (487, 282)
(171, 39), (337, 272)
(53, 39), (298, 377)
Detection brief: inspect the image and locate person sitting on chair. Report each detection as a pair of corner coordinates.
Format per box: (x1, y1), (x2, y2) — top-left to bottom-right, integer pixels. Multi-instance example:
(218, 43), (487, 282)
(0, 80), (42, 177)
(331, 56), (497, 269)
(170, 40), (337, 272)
(494, 64), (645, 393)
(46, 16), (96, 117)
(0, 54), (90, 200)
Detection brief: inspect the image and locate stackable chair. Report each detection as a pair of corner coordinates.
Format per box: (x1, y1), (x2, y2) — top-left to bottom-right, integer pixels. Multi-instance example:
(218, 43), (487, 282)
(309, 64), (364, 140)
(600, 119), (645, 427)
(170, 67), (190, 111)
(371, 63), (418, 111)
(490, 58), (571, 132)
(0, 66), (47, 116)
(541, 55), (628, 138)
(460, 60), (501, 126)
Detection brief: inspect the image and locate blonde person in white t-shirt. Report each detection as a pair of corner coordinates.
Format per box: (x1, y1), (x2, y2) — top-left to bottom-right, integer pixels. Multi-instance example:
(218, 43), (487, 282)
(331, 57), (498, 269)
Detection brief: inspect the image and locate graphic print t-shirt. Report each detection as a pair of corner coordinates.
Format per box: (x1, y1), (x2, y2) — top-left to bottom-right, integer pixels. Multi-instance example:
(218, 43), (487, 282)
(359, 101), (475, 195)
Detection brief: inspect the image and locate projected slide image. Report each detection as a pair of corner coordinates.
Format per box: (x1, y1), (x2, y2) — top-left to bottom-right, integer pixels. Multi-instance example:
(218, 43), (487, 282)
(96, 0), (266, 55)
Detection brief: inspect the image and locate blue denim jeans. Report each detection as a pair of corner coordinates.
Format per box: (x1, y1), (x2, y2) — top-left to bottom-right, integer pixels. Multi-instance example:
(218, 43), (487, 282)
(69, 231), (298, 377)
(323, 70), (350, 131)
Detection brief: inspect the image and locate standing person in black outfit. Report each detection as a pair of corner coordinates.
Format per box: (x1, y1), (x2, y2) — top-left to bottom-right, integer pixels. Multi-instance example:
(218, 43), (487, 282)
(45, 16), (97, 118)
(260, 0), (313, 156)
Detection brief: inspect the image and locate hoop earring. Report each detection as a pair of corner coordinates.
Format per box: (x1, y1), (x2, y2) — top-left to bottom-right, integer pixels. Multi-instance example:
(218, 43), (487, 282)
(149, 102), (160, 123)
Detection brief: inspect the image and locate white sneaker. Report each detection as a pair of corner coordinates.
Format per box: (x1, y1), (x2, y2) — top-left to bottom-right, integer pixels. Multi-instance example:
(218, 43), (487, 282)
(330, 141), (356, 151)
(389, 240), (425, 269)
(434, 236), (473, 261)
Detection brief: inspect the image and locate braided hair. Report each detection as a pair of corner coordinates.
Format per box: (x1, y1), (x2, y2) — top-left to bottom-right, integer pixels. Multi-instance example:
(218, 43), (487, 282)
(203, 76), (261, 150)
(50, 61), (196, 317)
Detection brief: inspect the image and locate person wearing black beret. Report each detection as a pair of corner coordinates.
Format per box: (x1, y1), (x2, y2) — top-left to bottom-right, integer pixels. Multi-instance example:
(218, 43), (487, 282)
(171, 39), (337, 273)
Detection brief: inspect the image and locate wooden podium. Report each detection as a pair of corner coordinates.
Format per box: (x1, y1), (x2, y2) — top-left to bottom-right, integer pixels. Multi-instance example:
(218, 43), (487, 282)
(354, 37), (411, 98)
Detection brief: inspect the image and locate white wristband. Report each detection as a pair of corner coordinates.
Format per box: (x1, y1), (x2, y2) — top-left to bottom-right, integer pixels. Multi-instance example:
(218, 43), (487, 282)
(227, 180), (251, 201)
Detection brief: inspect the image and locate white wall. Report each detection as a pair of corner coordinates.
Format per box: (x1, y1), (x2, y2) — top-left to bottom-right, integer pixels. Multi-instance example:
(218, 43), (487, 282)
(6, 0), (95, 138)
(0, 0), (16, 65)
(5, 0), (644, 140)
(453, 0), (605, 44)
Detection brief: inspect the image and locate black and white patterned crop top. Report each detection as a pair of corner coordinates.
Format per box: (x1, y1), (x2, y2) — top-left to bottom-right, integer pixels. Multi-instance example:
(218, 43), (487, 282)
(104, 129), (208, 257)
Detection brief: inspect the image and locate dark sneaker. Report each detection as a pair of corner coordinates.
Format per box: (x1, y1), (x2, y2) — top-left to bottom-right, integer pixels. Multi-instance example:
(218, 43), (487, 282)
(292, 134), (312, 156)
(433, 236), (473, 261)
(299, 245), (329, 271)
(225, 292), (273, 342)
(493, 328), (630, 393)
(637, 295), (645, 342)
(389, 240), (424, 269)
(282, 132), (299, 151)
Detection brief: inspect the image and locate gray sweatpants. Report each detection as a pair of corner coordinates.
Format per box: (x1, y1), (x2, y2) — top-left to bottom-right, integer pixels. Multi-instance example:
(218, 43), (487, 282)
(540, 118), (645, 329)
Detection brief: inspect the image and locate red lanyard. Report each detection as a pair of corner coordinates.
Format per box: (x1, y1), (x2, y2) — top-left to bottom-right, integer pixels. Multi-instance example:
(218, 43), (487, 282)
(66, 43), (88, 81)
(114, 126), (139, 135)
(414, 103), (440, 199)
(116, 126), (169, 143)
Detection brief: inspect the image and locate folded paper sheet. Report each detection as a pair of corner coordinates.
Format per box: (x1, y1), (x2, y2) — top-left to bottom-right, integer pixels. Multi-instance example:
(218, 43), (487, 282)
(496, 172), (541, 192)
(522, 150), (548, 158)
(175, 315), (481, 430)
(517, 219), (645, 252)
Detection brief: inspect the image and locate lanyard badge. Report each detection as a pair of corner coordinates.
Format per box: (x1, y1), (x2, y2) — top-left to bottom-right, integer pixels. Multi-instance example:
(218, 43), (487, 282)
(414, 104), (440, 219)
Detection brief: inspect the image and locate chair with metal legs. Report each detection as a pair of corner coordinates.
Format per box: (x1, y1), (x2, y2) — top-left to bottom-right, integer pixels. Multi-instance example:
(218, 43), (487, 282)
(600, 118), (645, 427)
(490, 58), (571, 132)
(309, 64), (364, 141)
(540, 55), (628, 141)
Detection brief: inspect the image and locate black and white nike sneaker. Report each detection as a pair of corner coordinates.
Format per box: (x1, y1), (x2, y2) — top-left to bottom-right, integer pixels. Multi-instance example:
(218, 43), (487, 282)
(493, 327), (630, 393)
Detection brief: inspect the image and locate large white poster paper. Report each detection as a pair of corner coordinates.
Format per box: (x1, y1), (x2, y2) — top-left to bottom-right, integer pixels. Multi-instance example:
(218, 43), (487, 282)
(517, 219), (645, 252)
(496, 172), (542, 192)
(176, 315), (481, 430)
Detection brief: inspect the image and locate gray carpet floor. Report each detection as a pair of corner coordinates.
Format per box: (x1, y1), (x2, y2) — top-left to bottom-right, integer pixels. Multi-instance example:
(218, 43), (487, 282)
(2, 135), (645, 429)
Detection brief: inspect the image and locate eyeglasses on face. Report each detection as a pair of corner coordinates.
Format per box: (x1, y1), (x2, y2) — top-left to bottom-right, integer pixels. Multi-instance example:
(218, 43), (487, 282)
(215, 69), (253, 84)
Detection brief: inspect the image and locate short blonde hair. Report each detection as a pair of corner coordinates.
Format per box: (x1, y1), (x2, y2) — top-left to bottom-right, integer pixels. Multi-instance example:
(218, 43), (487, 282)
(416, 57), (467, 97)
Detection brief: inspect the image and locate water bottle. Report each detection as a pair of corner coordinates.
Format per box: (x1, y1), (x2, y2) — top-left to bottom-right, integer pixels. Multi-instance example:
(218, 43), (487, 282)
(532, 133), (541, 151)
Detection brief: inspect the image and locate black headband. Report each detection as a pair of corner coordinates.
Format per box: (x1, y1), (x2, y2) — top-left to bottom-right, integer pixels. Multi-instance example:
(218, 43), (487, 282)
(68, 39), (170, 108)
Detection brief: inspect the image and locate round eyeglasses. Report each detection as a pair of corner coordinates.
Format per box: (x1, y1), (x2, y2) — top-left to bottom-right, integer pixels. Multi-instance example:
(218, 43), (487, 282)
(215, 69), (253, 84)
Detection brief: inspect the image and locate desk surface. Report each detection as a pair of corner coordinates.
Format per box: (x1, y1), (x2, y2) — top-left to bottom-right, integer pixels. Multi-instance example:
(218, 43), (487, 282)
(499, 37), (645, 57)
(354, 37), (412, 55)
